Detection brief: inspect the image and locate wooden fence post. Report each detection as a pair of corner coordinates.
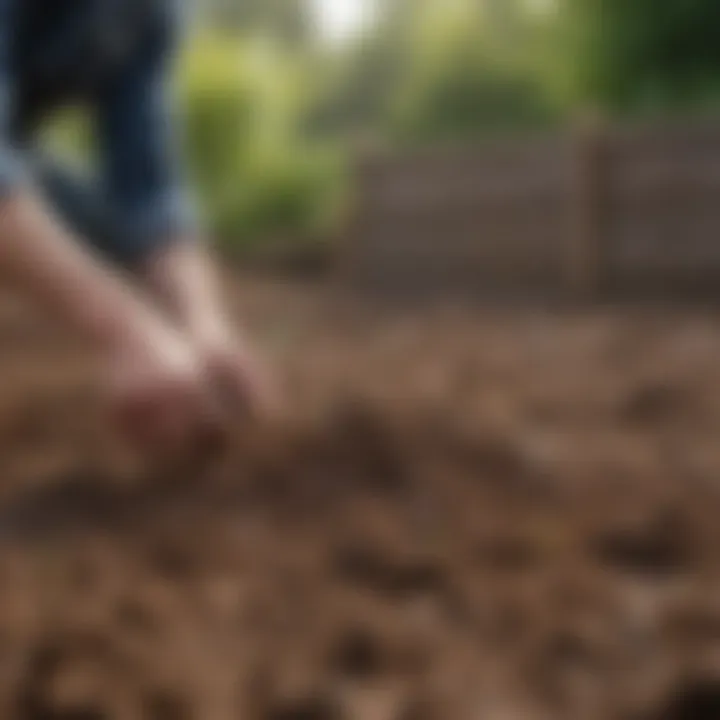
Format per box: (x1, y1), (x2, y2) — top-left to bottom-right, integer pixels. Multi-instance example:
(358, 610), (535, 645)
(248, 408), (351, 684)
(568, 115), (609, 299)
(335, 138), (384, 295)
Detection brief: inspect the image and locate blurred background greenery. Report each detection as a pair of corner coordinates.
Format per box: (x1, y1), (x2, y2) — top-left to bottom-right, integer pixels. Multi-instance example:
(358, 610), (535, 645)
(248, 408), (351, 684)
(52, 0), (720, 251)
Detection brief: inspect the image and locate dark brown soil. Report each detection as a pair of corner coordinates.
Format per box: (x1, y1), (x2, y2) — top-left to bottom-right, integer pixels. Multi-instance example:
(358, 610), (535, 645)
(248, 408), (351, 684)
(0, 278), (719, 719)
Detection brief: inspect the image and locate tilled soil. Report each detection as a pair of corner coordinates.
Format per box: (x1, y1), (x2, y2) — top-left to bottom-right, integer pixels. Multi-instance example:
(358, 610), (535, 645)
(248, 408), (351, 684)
(0, 279), (719, 719)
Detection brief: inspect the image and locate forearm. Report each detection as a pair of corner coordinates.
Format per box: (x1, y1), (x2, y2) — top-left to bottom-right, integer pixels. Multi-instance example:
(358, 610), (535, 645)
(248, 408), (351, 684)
(0, 192), (171, 351)
(139, 239), (230, 341)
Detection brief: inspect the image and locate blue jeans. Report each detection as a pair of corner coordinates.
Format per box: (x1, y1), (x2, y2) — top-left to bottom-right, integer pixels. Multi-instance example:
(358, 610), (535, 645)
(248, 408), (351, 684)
(0, 0), (196, 267)
(34, 155), (169, 269)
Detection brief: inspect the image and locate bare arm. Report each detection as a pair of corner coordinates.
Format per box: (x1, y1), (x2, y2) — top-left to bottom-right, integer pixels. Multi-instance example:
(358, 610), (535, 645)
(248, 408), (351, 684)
(140, 238), (230, 343)
(0, 5), (224, 454)
(0, 191), (227, 456)
(0, 192), (175, 352)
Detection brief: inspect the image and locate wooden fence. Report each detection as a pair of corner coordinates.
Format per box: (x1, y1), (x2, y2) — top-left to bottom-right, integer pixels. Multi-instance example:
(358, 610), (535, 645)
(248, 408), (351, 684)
(343, 119), (720, 300)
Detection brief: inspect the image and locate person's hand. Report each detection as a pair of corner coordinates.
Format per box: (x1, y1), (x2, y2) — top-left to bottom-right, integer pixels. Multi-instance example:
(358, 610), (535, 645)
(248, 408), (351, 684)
(135, 240), (281, 433)
(104, 319), (222, 458)
(191, 322), (279, 426)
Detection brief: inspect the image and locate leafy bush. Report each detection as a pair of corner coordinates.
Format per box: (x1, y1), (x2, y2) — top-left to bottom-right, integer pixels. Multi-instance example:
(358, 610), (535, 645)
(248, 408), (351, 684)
(178, 32), (345, 249)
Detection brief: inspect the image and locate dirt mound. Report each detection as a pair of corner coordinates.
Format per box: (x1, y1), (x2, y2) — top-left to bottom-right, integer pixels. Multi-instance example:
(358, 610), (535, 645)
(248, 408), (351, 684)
(0, 280), (720, 718)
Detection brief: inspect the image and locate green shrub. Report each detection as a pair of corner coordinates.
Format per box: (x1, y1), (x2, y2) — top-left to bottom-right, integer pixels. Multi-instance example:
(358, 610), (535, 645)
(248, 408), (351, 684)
(179, 33), (345, 248)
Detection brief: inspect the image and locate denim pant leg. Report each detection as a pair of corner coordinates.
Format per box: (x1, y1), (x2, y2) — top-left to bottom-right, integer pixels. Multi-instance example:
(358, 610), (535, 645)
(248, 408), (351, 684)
(32, 155), (135, 268)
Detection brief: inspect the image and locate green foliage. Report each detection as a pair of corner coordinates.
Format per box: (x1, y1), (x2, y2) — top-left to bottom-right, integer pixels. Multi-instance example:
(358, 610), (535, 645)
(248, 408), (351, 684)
(387, 1), (557, 144)
(308, 0), (560, 146)
(40, 107), (96, 167)
(178, 32), (344, 247)
(559, 0), (720, 112)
